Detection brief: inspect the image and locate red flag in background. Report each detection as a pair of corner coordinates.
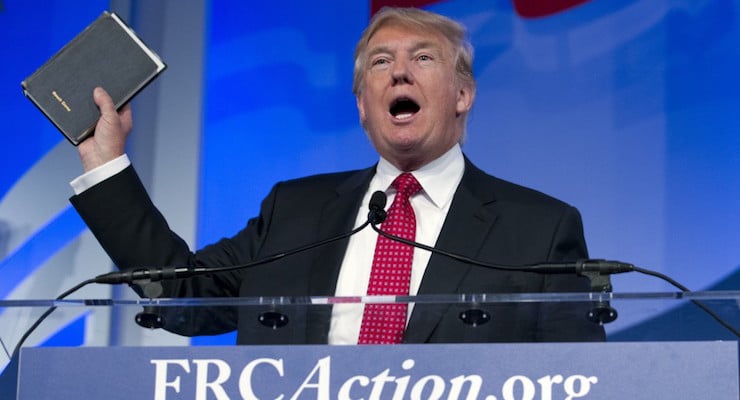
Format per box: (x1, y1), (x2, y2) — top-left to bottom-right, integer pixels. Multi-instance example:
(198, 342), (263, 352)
(370, 0), (591, 18)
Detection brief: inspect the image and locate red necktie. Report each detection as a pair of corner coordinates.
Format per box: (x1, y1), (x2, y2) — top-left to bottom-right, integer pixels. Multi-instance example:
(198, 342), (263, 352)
(358, 173), (422, 344)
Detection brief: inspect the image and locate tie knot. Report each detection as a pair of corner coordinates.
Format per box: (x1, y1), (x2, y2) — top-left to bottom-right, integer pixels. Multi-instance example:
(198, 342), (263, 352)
(392, 173), (422, 200)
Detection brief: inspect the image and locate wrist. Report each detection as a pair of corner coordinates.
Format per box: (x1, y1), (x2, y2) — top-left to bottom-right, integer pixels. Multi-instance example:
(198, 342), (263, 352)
(77, 142), (125, 172)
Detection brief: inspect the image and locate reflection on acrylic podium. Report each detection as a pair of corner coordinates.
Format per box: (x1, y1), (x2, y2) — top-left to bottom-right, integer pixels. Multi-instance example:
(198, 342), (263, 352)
(2, 291), (738, 399)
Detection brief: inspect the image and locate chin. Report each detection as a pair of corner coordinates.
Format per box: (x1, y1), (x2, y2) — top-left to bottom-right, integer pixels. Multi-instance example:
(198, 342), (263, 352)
(387, 136), (423, 153)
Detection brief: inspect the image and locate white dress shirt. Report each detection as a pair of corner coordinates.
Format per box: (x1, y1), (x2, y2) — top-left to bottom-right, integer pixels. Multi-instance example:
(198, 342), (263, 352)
(329, 145), (464, 344)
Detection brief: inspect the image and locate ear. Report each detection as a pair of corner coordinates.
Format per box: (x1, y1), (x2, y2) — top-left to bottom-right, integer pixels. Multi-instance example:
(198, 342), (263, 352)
(455, 83), (475, 115)
(356, 95), (367, 124)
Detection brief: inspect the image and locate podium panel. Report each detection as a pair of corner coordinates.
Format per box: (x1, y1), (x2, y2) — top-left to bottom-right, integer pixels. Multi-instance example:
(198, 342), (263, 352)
(17, 341), (738, 399)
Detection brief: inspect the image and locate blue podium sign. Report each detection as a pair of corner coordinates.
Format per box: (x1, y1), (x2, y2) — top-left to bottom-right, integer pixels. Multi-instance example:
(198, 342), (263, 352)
(18, 341), (737, 399)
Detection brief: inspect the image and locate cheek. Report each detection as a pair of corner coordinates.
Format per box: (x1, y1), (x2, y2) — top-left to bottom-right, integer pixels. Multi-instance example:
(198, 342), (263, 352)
(362, 97), (386, 120)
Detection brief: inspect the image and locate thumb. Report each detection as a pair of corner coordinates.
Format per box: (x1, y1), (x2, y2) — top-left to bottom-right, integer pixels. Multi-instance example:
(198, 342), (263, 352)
(78, 87), (131, 171)
(94, 87), (119, 135)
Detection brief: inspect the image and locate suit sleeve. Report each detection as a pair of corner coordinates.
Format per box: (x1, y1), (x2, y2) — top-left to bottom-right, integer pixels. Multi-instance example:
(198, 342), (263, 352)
(70, 165), (274, 336)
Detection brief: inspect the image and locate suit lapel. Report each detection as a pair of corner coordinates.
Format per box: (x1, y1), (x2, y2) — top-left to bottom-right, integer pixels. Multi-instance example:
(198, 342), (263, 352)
(307, 167), (375, 295)
(405, 159), (500, 342)
(304, 167), (374, 343)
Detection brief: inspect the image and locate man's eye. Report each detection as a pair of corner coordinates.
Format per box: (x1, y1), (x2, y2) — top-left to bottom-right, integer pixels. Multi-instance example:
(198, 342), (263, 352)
(372, 58), (389, 66)
(418, 54), (432, 61)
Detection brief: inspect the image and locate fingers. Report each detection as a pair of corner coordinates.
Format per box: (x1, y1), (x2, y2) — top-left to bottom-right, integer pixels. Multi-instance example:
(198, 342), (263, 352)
(119, 103), (133, 133)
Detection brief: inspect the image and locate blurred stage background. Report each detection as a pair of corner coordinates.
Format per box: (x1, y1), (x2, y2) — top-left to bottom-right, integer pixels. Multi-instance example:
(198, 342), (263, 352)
(2, 0), (739, 371)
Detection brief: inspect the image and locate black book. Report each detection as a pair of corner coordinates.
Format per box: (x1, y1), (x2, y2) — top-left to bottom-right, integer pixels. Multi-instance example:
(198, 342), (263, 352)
(21, 11), (166, 146)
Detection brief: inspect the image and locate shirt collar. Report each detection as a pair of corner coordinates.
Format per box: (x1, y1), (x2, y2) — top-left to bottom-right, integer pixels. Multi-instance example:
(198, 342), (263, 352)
(373, 144), (465, 209)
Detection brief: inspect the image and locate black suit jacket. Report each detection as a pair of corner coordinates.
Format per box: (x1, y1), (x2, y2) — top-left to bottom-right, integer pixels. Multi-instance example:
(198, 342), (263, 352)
(71, 157), (605, 344)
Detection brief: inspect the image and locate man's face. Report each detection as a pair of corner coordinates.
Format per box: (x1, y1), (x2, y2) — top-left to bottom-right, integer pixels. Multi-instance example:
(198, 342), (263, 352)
(356, 23), (474, 171)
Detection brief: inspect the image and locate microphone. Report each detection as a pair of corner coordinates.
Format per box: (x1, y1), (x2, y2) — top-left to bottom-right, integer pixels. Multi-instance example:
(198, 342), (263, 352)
(368, 190), (387, 225)
(523, 259), (634, 275)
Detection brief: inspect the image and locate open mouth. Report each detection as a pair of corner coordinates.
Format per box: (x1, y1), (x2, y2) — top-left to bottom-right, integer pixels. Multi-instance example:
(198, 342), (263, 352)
(389, 97), (420, 120)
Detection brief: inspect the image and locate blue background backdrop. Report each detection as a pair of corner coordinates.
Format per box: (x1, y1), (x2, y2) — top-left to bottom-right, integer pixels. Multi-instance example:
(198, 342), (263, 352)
(1, 0), (738, 364)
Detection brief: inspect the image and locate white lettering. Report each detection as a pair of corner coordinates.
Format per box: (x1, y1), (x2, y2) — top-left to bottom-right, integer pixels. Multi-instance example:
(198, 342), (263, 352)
(193, 359), (231, 400)
(410, 375), (446, 400)
(369, 369), (396, 400)
(151, 359), (190, 400)
(290, 356), (331, 400)
(502, 375), (535, 400)
(392, 373), (411, 400)
(239, 358), (285, 400)
(338, 375), (370, 400)
(563, 375), (598, 400)
(148, 356), (600, 400)
(536, 375), (564, 400)
(391, 359), (414, 400)
(449, 375), (483, 400)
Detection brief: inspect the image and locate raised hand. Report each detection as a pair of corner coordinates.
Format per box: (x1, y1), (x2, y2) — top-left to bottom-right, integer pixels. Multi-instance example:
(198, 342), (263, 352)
(77, 87), (133, 172)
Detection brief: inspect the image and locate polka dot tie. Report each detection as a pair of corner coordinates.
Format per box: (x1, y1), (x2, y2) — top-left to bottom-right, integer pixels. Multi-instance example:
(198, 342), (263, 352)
(358, 173), (422, 344)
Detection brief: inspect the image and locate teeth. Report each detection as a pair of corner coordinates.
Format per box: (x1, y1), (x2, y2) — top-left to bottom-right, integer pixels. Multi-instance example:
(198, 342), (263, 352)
(390, 97), (420, 120)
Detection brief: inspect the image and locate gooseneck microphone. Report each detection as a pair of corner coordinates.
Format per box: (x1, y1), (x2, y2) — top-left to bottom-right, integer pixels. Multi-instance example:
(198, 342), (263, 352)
(370, 191), (633, 277)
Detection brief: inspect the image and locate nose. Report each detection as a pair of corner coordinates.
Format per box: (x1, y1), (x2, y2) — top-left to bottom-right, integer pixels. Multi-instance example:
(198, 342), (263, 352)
(391, 58), (414, 85)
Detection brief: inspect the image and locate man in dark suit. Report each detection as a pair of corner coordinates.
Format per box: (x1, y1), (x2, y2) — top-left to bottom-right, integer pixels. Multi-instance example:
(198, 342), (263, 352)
(70, 7), (605, 344)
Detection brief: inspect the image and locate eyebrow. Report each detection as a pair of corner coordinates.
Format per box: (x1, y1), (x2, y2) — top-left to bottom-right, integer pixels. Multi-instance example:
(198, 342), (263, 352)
(366, 40), (445, 60)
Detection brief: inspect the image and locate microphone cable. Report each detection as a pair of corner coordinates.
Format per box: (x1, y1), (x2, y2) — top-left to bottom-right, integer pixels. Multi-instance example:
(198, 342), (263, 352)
(10, 278), (95, 359)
